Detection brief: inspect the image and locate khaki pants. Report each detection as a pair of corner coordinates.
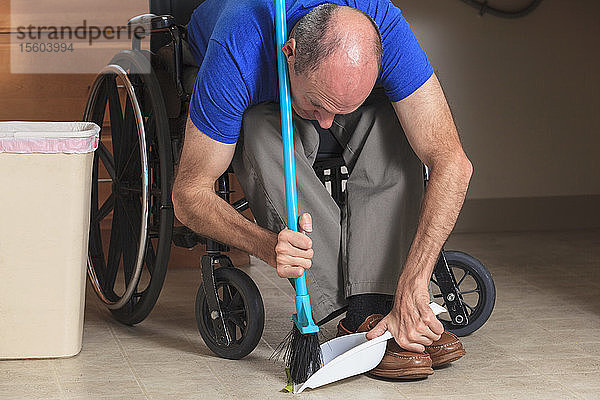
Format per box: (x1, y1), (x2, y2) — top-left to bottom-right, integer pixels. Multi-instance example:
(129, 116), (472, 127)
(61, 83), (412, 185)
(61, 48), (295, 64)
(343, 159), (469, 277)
(231, 88), (424, 322)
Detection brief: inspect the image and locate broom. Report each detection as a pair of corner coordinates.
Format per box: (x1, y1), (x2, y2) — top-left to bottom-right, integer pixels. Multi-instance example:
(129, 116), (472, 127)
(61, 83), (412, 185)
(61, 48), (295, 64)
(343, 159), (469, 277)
(273, 0), (322, 384)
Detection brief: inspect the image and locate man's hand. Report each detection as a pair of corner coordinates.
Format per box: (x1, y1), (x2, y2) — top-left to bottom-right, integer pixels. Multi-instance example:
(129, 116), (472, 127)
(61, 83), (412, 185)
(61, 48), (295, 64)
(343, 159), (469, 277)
(366, 279), (444, 353)
(275, 213), (314, 278)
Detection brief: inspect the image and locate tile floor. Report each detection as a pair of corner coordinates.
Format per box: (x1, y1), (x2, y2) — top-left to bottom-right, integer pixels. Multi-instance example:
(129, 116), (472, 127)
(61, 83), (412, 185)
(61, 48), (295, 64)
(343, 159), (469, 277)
(1, 230), (599, 399)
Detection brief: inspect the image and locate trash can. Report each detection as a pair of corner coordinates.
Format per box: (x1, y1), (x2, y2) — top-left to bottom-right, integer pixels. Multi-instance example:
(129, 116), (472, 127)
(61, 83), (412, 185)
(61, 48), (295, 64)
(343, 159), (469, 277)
(0, 121), (99, 359)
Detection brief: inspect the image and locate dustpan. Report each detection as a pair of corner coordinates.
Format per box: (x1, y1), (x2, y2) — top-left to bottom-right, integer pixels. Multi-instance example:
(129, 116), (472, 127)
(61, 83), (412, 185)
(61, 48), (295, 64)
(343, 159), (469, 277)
(294, 302), (447, 393)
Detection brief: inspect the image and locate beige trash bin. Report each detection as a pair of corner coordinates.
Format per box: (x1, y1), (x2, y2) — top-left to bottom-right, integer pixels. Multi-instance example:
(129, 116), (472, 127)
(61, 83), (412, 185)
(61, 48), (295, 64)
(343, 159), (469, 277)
(0, 121), (99, 359)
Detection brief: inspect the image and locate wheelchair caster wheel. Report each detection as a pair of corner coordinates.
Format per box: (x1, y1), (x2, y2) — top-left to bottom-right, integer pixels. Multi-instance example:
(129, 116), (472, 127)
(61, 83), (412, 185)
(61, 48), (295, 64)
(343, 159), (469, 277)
(431, 251), (496, 336)
(195, 267), (264, 359)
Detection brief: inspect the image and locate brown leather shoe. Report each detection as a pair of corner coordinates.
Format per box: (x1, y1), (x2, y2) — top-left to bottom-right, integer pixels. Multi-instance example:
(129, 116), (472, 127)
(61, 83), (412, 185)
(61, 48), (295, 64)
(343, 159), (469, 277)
(426, 331), (466, 368)
(337, 315), (433, 379)
(338, 314), (466, 374)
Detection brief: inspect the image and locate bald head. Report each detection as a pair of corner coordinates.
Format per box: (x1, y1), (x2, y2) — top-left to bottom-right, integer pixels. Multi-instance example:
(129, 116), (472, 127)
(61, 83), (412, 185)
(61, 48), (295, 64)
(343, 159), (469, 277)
(282, 5), (382, 128)
(291, 4), (382, 77)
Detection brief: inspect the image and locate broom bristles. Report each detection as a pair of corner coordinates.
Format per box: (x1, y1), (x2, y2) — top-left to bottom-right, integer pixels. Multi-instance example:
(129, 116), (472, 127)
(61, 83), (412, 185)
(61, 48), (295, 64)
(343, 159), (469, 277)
(272, 324), (323, 384)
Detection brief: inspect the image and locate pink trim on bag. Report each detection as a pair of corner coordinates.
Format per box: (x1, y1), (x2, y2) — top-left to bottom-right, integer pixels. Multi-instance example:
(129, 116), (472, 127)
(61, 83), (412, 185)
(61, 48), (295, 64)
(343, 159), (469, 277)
(0, 135), (99, 154)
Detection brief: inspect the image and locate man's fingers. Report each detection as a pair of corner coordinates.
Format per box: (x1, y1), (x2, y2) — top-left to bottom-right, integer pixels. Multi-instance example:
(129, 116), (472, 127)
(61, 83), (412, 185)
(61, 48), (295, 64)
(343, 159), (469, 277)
(430, 318), (444, 336)
(421, 325), (441, 343)
(298, 212), (312, 233)
(281, 229), (312, 250)
(401, 341), (426, 353)
(366, 320), (388, 340)
(277, 242), (314, 260)
(413, 320), (441, 343)
(419, 303), (445, 337)
(277, 265), (305, 278)
(424, 311), (445, 337)
(276, 254), (312, 270)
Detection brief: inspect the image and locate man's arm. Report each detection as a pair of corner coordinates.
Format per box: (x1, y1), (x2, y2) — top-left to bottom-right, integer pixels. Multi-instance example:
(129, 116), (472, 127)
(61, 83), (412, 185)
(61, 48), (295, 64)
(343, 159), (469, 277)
(172, 118), (313, 279)
(366, 73), (473, 352)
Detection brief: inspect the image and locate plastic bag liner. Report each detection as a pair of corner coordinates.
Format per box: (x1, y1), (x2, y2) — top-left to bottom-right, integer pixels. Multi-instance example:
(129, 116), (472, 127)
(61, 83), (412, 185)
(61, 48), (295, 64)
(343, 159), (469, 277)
(0, 121), (99, 154)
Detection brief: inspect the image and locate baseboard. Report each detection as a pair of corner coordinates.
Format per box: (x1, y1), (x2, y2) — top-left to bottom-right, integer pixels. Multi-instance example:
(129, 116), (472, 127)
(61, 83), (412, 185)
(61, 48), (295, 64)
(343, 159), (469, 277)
(454, 194), (600, 232)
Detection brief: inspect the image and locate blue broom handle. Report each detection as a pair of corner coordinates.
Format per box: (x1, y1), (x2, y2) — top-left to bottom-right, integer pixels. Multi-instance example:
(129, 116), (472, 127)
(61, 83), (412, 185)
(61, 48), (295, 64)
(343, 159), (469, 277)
(274, 0), (308, 297)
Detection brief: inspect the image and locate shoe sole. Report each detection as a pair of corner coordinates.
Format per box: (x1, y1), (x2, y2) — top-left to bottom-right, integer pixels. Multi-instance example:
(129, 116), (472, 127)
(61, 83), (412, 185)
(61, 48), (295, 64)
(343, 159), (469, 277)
(431, 348), (466, 368)
(367, 366), (434, 380)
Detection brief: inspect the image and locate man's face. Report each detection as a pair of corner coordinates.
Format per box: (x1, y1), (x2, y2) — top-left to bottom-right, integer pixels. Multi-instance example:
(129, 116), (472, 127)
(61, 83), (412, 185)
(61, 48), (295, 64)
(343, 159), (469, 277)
(287, 54), (378, 130)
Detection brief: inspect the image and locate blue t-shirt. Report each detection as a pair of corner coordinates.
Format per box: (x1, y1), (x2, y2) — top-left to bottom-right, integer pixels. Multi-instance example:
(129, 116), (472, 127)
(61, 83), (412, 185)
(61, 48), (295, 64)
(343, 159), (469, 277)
(187, 0), (433, 144)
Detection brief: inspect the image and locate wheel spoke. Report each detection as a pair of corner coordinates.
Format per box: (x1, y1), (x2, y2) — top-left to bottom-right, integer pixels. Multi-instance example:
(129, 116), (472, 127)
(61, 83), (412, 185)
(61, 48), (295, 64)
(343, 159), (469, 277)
(90, 82), (108, 128)
(103, 200), (122, 292)
(433, 293), (444, 299)
(107, 77), (124, 173)
(120, 195), (142, 288)
(229, 314), (247, 332)
(460, 289), (481, 296)
(89, 156), (107, 278)
(94, 193), (114, 224)
(119, 96), (140, 181)
(120, 196), (142, 239)
(230, 291), (243, 309)
(463, 302), (475, 313)
(430, 277), (438, 286)
(222, 285), (233, 308)
(456, 270), (469, 287)
(119, 138), (139, 181)
(120, 214), (137, 289)
(226, 320), (238, 341)
(97, 142), (116, 180)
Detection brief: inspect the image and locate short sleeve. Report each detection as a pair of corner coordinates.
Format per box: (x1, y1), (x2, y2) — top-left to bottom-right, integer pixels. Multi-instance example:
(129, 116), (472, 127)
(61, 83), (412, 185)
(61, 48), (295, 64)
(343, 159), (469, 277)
(188, 39), (250, 144)
(371, 0), (434, 102)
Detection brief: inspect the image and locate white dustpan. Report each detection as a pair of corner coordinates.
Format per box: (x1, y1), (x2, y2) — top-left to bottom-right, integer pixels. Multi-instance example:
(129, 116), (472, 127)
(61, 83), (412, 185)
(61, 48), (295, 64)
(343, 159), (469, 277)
(294, 302), (447, 393)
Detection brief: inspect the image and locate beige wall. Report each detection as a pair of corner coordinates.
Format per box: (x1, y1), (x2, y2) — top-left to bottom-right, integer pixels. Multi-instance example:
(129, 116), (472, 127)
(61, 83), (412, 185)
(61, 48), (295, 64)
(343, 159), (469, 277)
(394, 0), (600, 200)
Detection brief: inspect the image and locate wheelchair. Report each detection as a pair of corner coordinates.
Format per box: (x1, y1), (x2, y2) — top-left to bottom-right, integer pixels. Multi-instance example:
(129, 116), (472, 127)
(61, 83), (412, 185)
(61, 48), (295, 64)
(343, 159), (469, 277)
(82, 0), (496, 360)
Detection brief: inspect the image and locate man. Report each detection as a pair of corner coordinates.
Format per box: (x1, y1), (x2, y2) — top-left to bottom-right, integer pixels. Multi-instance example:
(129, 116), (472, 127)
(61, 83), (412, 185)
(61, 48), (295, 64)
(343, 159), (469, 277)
(173, 0), (472, 379)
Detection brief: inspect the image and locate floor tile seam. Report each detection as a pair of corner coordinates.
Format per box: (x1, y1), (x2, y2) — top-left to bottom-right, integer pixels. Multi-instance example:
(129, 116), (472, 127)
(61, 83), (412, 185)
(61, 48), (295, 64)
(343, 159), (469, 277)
(542, 374), (590, 398)
(249, 257), (282, 287)
(511, 355), (598, 364)
(178, 325), (226, 367)
(202, 359), (228, 387)
(253, 262), (293, 299)
(477, 375), (573, 389)
(180, 329), (218, 360)
(521, 369), (600, 376)
(256, 276), (293, 299)
(106, 321), (151, 399)
(524, 316), (600, 321)
(388, 382), (414, 400)
(50, 362), (67, 400)
(260, 337), (275, 353)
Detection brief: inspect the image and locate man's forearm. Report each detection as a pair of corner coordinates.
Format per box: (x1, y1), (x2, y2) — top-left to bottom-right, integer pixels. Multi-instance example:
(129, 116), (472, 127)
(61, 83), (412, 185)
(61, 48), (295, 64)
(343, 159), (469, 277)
(398, 155), (472, 288)
(174, 187), (278, 267)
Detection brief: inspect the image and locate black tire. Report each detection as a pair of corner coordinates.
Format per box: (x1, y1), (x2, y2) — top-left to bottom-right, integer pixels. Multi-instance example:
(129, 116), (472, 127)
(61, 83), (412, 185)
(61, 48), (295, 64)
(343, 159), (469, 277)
(431, 251), (495, 336)
(195, 267), (265, 360)
(84, 50), (174, 325)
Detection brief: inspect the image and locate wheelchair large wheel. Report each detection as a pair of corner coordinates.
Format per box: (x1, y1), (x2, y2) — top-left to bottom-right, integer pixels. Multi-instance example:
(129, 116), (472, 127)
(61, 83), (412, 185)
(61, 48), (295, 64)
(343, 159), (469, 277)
(430, 251), (495, 336)
(195, 267), (265, 360)
(83, 50), (174, 325)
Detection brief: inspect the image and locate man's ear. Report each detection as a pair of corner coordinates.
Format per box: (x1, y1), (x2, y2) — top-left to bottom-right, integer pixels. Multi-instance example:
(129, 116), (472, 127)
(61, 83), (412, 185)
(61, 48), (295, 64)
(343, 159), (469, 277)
(281, 38), (296, 61)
